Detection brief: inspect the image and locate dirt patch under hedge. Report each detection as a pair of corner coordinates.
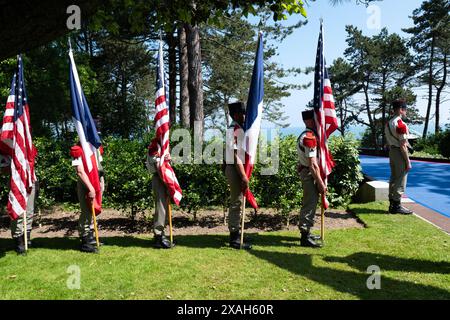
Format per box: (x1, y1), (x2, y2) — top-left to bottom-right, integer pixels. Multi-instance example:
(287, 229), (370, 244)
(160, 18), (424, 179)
(0, 206), (364, 239)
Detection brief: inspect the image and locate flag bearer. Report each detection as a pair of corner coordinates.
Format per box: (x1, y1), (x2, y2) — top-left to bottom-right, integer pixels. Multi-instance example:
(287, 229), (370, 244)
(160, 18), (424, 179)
(146, 138), (174, 249)
(224, 102), (252, 250)
(70, 144), (104, 253)
(385, 99), (413, 215)
(297, 110), (326, 248)
(0, 141), (37, 254)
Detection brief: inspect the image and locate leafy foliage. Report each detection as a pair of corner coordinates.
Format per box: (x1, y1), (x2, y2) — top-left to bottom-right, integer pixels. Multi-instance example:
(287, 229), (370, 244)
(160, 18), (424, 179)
(414, 132), (445, 155)
(438, 130), (450, 158)
(327, 135), (364, 207)
(2, 134), (363, 218)
(101, 137), (154, 219)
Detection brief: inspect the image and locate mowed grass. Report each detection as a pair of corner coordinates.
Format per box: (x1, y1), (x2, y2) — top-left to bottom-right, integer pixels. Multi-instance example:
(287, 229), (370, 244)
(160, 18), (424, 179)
(0, 201), (449, 300)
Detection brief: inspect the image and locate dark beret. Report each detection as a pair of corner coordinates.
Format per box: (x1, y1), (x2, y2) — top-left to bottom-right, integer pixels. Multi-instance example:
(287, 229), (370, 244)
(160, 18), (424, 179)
(228, 102), (246, 115)
(302, 110), (314, 120)
(392, 99), (407, 109)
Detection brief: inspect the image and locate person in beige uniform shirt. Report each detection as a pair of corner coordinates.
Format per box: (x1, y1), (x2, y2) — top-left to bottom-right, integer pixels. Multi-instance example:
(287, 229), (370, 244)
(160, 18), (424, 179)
(1, 138), (37, 255)
(296, 110), (326, 248)
(224, 102), (252, 250)
(146, 138), (174, 249)
(384, 99), (413, 215)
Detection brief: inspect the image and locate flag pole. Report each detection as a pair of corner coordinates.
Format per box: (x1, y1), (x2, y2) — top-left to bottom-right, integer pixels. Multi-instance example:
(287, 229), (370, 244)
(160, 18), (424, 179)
(320, 196), (325, 242)
(23, 212), (28, 252)
(167, 196), (173, 245)
(240, 197), (246, 249)
(91, 203), (100, 249)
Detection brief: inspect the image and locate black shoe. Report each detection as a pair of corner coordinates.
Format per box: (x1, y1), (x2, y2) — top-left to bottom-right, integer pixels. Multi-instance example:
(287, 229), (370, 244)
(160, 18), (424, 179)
(88, 231), (103, 246)
(80, 236), (98, 253)
(390, 201), (413, 215)
(229, 232), (252, 250)
(154, 235), (174, 249)
(395, 205), (413, 215)
(300, 231), (322, 248)
(14, 236), (26, 255)
(388, 201), (395, 214)
(308, 233), (321, 241)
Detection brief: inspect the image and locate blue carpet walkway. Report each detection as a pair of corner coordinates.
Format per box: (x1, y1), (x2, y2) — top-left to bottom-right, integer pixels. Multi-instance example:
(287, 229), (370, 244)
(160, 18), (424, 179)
(359, 155), (450, 219)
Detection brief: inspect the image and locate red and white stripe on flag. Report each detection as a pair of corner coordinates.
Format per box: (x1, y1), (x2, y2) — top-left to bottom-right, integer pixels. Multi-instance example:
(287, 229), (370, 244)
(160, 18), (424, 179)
(1, 57), (36, 220)
(154, 41), (182, 205)
(314, 23), (339, 209)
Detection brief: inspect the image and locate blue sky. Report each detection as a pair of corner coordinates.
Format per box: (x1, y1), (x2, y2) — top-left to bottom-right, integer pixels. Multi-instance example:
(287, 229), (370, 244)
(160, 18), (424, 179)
(261, 0), (449, 128)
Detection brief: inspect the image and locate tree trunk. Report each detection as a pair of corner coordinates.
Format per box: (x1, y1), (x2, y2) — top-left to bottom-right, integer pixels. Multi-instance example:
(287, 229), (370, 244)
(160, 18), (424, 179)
(224, 94), (230, 128)
(178, 25), (190, 128)
(423, 36), (435, 139)
(363, 81), (377, 148)
(121, 68), (127, 138)
(186, 23), (204, 143)
(340, 99), (347, 137)
(167, 29), (177, 126)
(435, 53), (447, 134)
(380, 72), (387, 147)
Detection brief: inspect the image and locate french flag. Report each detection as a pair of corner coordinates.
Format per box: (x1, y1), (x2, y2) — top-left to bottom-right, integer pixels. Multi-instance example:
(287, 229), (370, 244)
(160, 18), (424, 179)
(69, 49), (102, 214)
(243, 33), (264, 210)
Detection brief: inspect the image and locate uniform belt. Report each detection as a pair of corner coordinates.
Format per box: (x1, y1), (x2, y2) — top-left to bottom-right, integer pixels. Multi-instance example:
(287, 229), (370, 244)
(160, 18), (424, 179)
(298, 165), (309, 171)
(390, 145), (400, 149)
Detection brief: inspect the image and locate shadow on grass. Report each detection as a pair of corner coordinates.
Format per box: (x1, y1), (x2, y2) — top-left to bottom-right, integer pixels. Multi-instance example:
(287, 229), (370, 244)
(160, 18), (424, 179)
(173, 233), (301, 249)
(249, 249), (450, 299)
(0, 233), (302, 256)
(0, 236), (155, 254)
(350, 208), (389, 215)
(324, 252), (450, 275)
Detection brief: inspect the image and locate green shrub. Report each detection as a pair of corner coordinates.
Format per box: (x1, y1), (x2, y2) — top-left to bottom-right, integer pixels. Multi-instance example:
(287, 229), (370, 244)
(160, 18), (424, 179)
(253, 135), (303, 217)
(102, 137), (153, 219)
(438, 130), (450, 159)
(328, 135), (364, 208)
(1, 133), (364, 218)
(33, 136), (78, 208)
(414, 132), (445, 155)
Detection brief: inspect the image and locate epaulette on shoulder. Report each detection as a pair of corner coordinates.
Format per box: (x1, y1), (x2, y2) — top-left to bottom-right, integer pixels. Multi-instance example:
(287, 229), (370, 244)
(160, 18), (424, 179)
(396, 119), (407, 134)
(303, 131), (317, 148)
(70, 145), (83, 158)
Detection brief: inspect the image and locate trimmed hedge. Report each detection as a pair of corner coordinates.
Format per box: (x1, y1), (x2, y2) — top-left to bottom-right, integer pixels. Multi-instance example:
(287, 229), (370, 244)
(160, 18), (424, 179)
(0, 134), (363, 218)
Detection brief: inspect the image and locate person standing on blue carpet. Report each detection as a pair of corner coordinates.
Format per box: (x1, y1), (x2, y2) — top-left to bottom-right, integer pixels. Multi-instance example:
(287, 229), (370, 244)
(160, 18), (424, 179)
(385, 99), (414, 215)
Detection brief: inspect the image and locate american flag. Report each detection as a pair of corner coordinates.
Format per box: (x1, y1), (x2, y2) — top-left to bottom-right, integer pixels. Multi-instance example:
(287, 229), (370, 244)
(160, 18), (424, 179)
(1, 55), (37, 220)
(153, 41), (182, 205)
(313, 22), (339, 209)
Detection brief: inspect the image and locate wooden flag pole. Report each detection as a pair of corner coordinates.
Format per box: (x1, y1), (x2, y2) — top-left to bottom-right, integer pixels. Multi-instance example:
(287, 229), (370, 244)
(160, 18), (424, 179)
(23, 212), (28, 252)
(167, 197), (173, 245)
(320, 198), (325, 242)
(91, 203), (100, 249)
(240, 197), (246, 249)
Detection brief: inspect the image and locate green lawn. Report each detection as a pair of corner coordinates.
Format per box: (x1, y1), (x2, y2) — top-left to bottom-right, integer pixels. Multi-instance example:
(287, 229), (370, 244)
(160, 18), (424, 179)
(0, 201), (449, 300)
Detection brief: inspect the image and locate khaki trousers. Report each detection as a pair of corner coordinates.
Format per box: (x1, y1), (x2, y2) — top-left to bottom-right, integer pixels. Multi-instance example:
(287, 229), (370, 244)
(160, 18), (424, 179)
(389, 147), (408, 202)
(77, 180), (92, 238)
(10, 182), (36, 238)
(299, 168), (319, 232)
(152, 174), (169, 236)
(225, 165), (243, 233)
